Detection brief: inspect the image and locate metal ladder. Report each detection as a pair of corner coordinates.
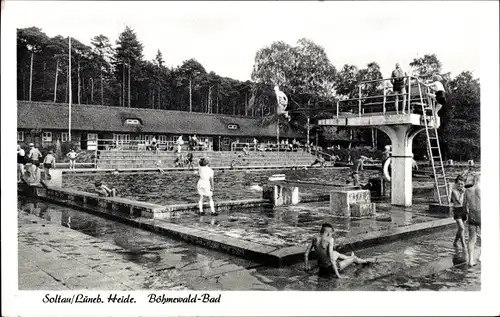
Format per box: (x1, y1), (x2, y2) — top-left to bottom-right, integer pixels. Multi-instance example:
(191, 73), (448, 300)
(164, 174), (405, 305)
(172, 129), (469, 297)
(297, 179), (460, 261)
(417, 80), (450, 205)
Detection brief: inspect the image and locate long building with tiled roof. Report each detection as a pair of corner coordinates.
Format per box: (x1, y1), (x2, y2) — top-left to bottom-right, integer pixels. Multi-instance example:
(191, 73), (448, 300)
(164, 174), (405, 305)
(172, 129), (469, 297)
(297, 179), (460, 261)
(17, 101), (304, 151)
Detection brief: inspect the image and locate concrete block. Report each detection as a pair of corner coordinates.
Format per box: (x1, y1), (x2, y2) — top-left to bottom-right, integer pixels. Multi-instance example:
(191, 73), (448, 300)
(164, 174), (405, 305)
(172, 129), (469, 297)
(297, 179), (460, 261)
(263, 184), (300, 207)
(330, 189), (371, 216)
(350, 203), (376, 217)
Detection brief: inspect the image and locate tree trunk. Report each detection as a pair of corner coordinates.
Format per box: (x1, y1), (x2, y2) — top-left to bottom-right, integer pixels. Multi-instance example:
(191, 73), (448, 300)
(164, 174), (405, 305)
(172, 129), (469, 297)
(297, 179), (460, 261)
(100, 67), (104, 105)
(42, 62), (47, 99)
(90, 77), (94, 103)
(216, 83), (219, 114)
(77, 60), (81, 104)
(189, 77), (192, 112)
(152, 88), (155, 109)
(65, 68), (68, 103)
(208, 85), (212, 114)
(122, 64), (125, 107)
(29, 51), (33, 101)
(245, 92), (248, 116)
(128, 59), (131, 108)
(53, 59), (59, 103)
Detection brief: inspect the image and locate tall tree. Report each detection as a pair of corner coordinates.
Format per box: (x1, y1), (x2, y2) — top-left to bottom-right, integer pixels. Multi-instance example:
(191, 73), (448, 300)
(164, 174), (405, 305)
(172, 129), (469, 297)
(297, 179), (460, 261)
(17, 27), (49, 101)
(409, 54), (442, 80)
(91, 35), (114, 105)
(178, 59), (206, 112)
(113, 26), (144, 107)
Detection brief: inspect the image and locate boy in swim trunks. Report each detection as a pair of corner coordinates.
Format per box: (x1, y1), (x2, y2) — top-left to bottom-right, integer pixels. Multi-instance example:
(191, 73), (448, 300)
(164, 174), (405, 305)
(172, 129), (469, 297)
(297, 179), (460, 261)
(94, 181), (117, 197)
(304, 223), (376, 278)
(66, 149), (78, 170)
(464, 174), (481, 266)
(350, 156), (367, 187)
(197, 158), (216, 215)
(451, 175), (467, 249)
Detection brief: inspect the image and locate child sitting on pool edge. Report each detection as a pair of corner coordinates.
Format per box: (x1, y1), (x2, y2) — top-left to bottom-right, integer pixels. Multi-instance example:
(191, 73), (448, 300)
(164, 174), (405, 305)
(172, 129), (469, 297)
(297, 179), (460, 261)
(95, 180), (117, 197)
(197, 157), (217, 215)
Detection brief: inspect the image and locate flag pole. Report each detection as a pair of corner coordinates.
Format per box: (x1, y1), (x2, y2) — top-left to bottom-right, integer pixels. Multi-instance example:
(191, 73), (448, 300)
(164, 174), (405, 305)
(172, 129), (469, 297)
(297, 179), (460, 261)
(68, 36), (72, 141)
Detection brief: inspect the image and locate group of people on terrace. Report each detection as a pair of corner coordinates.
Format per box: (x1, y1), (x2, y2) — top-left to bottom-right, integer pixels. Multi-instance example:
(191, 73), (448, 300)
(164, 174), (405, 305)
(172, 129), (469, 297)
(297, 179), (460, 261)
(17, 143), (79, 185)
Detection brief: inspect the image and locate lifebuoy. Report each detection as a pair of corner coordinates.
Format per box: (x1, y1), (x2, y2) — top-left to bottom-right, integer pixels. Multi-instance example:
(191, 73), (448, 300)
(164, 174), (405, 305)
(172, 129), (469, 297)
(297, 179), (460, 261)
(383, 158), (391, 182)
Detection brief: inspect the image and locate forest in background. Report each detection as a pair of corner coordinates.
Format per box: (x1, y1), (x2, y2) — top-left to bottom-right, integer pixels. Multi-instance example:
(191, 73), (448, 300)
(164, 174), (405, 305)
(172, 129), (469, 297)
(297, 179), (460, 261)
(17, 26), (480, 160)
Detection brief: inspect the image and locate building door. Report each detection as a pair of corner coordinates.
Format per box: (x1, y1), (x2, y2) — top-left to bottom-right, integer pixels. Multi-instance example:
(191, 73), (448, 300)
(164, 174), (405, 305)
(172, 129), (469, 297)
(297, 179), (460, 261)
(213, 136), (220, 151)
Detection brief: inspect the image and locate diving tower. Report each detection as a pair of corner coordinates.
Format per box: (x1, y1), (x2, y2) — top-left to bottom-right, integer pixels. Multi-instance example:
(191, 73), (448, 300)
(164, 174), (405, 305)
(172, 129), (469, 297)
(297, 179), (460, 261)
(318, 76), (448, 207)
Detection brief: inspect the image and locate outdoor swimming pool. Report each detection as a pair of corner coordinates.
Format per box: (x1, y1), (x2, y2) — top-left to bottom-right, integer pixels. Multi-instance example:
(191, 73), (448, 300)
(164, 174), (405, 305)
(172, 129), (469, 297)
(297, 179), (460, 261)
(62, 166), (475, 206)
(63, 168), (380, 205)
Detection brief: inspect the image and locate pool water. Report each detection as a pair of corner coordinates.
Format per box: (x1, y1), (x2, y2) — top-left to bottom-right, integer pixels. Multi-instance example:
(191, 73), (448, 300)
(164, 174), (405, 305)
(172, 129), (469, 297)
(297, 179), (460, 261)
(62, 168), (384, 205)
(18, 198), (480, 291)
(63, 166), (477, 206)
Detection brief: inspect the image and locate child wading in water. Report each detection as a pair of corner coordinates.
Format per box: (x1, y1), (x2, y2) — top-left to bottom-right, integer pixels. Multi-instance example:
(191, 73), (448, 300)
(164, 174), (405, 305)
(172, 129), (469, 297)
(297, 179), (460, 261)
(304, 223), (376, 278)
(197, 158), (217, 215)
(94, 181), (117, 197)
(451, 175), (467, 249)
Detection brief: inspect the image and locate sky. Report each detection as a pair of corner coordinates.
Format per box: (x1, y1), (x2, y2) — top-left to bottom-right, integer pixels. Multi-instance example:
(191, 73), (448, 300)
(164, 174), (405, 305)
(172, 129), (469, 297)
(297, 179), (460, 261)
(9, 1), (493, 81)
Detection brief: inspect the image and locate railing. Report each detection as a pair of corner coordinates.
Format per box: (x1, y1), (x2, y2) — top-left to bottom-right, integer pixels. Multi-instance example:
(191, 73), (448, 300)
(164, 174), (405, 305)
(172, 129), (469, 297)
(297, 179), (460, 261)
(231, 142), (304, 152)
(94, 139), (213, 152)
(290, 76), (434, 118)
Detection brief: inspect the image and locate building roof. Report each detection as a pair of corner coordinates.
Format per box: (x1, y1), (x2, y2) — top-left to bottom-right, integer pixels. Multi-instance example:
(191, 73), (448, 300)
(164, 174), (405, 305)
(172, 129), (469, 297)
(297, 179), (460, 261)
(17, 101), (303, 138)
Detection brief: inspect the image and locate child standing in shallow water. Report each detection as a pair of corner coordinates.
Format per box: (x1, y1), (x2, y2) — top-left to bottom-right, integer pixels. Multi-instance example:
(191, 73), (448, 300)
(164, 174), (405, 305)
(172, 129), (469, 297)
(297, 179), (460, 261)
(451, 175), (467, 249)
(197, 158), (216, 215)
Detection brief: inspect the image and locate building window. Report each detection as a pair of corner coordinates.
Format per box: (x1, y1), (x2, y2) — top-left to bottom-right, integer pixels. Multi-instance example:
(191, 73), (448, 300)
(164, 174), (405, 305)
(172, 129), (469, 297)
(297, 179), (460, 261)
(87, 133), (98, 141)
(61, 132), (69, 142)
(17, 131), (24, 142)
(42, 132), (52, 142)
(158, 135), (167, 144)
(113, 134), (130, 143)
(227, 124), (239, 130)
(223, 137), (230, 146)
(246, 138), (253, 144)
(125, 119), (140, 125)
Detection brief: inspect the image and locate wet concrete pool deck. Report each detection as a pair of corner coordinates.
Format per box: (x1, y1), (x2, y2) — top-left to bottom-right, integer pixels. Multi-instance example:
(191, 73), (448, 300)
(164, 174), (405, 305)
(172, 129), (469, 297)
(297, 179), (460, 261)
(33, 182), (457, 267)
(18, 210), (480, 291)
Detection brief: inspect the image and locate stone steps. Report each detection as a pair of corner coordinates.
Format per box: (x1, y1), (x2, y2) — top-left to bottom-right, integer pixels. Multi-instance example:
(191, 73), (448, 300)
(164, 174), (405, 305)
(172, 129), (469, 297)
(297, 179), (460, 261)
(96, 150), (317, 169)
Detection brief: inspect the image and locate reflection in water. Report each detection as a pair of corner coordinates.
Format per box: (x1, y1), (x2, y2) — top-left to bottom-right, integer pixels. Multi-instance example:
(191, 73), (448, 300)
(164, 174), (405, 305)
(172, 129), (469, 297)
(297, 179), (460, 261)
(391, 211), (413, 226)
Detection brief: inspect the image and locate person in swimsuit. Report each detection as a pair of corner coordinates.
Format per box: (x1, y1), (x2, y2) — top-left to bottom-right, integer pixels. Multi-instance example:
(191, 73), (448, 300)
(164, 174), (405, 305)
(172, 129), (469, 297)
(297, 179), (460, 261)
(451, 175), (467, 249)
(391, 63), (407, 113)
(17, 144), (26, 182)
(42, 150), (56, 180)
(427, 74), (447, 115)
(66, 149), (78, 170)
(94, 181), (117, 197)
(304, 223), (376, 278)
(310, 154), (325, 168)
(351, 156), (367, 187)
(197, 158), (216, 215)
(186, 152), (194, 169)
(464, 174), (481, 266)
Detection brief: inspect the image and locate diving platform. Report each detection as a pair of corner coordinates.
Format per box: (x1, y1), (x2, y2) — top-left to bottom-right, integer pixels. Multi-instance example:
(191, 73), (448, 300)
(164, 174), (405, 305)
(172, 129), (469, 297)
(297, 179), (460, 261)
(319, 112), (439, 129)
(315, 75), (446, 207)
